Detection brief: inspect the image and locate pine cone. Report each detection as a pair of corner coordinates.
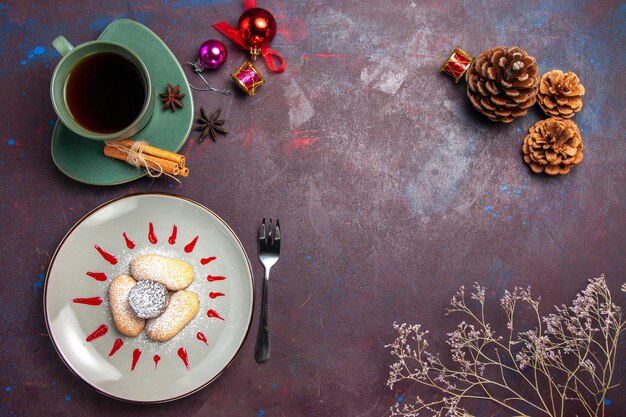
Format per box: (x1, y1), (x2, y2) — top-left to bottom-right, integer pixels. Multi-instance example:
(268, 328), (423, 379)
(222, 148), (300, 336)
(466, 46), (540, 123)
(537, 70), (585, 118)
(522, 118), (583, 175)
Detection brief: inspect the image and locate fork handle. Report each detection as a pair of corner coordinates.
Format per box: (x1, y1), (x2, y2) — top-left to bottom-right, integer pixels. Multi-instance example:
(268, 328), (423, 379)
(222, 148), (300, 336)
(255, 268), (271, 363)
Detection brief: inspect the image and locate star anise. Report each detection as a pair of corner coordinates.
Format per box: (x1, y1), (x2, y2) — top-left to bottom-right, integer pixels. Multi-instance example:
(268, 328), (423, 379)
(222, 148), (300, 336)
(160, 83), (185, 112)
(196, 107), (227, 142)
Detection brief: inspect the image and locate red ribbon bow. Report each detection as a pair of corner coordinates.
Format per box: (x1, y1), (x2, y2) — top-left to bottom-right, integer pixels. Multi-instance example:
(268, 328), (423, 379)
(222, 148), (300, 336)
(211, 0), (286, 73)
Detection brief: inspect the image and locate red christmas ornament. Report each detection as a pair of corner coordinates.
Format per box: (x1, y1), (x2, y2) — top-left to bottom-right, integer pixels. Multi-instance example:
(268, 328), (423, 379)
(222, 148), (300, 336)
(237, 7), (277, 60)
(211, 0), (285, 73)
(440, 46), (474, 83)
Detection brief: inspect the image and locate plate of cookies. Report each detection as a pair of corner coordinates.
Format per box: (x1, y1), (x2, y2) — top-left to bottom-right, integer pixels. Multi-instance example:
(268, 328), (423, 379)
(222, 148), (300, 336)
(44, 193), (254, 402)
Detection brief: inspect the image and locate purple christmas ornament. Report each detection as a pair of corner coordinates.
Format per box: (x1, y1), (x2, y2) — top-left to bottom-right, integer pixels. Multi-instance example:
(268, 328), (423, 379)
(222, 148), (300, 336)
(195, 39), (227, 71)
(185, 40), (231, 95)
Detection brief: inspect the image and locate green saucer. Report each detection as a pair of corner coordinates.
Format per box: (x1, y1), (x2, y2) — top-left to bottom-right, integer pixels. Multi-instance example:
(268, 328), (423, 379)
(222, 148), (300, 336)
(51, 19), (194, 186)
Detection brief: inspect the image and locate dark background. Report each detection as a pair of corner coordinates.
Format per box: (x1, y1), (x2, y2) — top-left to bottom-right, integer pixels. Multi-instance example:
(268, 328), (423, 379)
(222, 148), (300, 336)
(1, 0), (624, 416)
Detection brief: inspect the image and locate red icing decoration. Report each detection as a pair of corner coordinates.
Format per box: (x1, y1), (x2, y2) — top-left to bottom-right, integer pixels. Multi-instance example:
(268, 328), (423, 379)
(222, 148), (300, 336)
(86, 324), (108, 342)
(153, 354), (161, 369)
(131, 349), (142, 371)
(72, 297), (102, 306)
(86, 272), (107, 281)
(201, 256), (217, 265)
(207, 309), (225, 320)
(168, 225), (178, 245)
(184, 236), (199, 253)
(94, 245), (118, 265)
(197, 332), (208, 345)
(108, 338), (124, 357)
(209, 292), (225, 299)
(148, 222), (158, 244)
(123, 232), (136, 249)
(207, 275), (226, 282)
(178, 347), (190, 369)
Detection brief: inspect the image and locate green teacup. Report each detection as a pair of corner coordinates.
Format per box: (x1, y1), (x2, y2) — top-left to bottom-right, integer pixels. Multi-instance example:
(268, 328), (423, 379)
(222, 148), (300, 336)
(50, 36), (154, 141)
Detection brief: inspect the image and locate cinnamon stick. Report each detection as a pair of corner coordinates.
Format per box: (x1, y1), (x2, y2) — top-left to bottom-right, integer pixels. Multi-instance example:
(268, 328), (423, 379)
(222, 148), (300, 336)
(113, 139), (185, 167)
(104, 145), (180, 176)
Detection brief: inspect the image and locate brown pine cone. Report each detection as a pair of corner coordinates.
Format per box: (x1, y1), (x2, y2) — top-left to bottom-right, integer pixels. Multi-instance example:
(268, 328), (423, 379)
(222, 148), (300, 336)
(537, 70), (585, 118)
(522, 118), (583, 175)
(466, 46), (540, 123)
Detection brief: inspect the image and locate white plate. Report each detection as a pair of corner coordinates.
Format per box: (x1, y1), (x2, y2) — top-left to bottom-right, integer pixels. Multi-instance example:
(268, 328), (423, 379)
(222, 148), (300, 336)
(44, 194), (254, 402)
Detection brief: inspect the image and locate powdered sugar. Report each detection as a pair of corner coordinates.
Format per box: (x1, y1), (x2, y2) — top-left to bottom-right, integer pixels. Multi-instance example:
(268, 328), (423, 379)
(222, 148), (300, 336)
(128, 280), (169, 319)
(108, 275), (145, 337)
(103, 246), (228, 356)
(145, 290), (199, 341)
(102, 245), (217, 356)
(130, 253), (194, 291)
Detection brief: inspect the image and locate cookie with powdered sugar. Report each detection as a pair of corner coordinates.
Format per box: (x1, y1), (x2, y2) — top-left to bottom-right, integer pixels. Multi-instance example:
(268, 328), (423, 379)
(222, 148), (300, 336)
(130, 254), (194, 291)
(146, 290), (199, 342)
(109, 274), (145, 337)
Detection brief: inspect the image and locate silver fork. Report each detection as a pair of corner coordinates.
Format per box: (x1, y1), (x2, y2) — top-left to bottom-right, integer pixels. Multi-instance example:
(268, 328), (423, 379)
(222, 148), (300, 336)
(255, 218), (280, 363)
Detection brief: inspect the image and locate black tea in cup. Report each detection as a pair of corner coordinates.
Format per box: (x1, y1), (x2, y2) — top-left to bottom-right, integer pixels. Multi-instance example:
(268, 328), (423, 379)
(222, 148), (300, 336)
(65, 52), (147, 134)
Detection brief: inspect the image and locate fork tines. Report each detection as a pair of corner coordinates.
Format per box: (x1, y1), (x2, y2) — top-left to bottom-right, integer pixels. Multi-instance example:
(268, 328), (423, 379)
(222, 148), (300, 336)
(259, 218), (280, 246)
